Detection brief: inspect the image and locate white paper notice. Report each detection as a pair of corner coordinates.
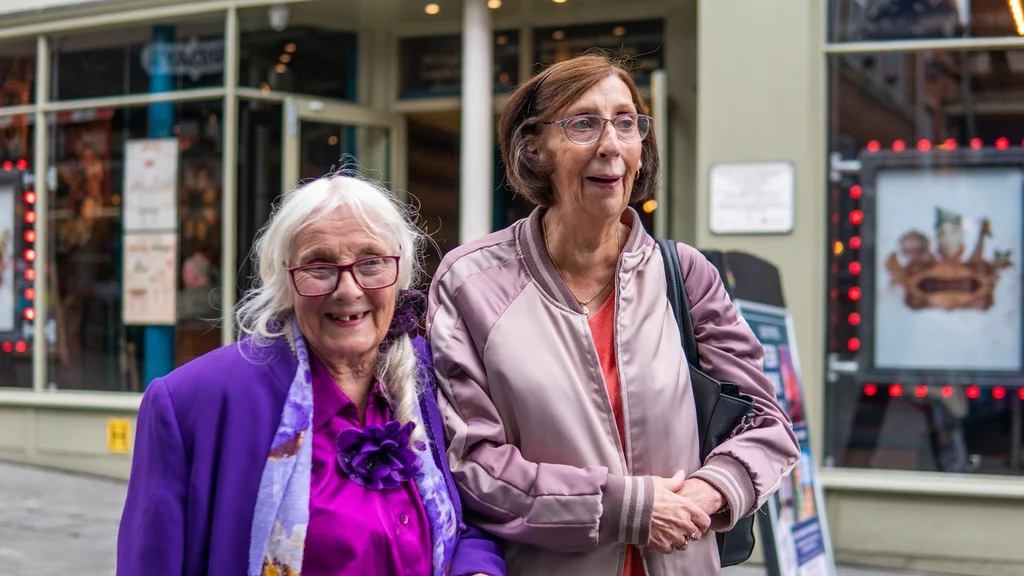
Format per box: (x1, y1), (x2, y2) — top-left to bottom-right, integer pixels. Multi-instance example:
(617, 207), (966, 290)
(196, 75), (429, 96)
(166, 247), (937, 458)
(123, 233), (177, 325)
(710, 161), (795, 234)
(123, 138), (179, 231)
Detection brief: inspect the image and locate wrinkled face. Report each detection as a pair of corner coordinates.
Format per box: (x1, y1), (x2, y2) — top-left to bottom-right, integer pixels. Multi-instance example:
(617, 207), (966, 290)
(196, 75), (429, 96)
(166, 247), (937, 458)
(290, 205), (398, 367)
(542, 74), (644, 217)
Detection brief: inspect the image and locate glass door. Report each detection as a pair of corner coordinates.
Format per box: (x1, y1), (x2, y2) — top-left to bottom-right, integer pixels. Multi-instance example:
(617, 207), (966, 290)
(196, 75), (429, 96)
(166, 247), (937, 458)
(283, 96), (406, 194)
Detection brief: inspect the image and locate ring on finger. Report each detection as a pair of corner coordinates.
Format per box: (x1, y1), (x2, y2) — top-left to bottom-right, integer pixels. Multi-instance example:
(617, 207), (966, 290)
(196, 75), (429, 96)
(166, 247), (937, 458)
(672, 541), (688, 550)
(687, 531), (699, 541)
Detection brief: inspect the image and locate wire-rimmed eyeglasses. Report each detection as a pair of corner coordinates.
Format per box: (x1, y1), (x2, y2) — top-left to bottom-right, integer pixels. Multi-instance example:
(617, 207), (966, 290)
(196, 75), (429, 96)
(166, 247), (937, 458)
(287, 256), (400, 297)
(542, 113), (652, 145)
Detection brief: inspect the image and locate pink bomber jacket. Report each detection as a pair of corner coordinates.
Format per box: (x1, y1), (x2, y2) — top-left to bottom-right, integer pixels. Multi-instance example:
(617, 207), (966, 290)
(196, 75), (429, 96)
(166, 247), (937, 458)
(426, 207), (800, 576)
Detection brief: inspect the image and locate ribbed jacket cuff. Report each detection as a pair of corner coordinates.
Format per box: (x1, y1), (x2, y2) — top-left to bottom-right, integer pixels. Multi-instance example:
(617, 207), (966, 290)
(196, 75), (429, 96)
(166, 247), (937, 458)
(599, 475), (654, 546)
(690, 455), (756, 532)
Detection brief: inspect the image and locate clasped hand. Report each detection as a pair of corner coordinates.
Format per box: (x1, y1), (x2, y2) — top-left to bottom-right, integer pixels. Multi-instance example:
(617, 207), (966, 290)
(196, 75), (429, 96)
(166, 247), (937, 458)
(647, 470), (723, 554)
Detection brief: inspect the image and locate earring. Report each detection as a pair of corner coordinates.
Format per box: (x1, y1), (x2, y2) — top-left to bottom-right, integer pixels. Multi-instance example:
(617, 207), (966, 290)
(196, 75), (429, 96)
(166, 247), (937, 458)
(636, 167), (642, 179)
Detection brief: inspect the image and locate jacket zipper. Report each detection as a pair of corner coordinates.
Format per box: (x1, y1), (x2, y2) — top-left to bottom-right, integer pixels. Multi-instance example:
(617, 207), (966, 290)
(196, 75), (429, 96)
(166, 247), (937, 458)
(611, 256), (630, 474)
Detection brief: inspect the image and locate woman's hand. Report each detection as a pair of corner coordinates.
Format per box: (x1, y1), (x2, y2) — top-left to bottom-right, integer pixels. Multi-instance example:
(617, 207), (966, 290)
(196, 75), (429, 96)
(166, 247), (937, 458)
(647, 471), (712, 554)
(676, 477), (726, 517)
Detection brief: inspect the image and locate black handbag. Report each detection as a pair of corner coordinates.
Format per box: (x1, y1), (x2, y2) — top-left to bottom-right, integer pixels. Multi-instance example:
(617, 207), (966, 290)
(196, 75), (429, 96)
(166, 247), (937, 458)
(656, 238), (758, 567)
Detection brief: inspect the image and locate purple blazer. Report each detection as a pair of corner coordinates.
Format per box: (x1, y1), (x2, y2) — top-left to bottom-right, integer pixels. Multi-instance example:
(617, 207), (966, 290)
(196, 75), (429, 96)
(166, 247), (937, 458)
(117, 335), (505, 576)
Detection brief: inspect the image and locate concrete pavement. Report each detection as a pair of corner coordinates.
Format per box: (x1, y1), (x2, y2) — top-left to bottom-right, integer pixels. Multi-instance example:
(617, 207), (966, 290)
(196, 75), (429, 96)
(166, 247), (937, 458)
(0, 460), (940, 576)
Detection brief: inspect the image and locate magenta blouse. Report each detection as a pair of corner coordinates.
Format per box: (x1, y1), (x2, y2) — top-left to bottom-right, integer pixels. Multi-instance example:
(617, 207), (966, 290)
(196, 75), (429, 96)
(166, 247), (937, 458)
(302, 354), (432, 576)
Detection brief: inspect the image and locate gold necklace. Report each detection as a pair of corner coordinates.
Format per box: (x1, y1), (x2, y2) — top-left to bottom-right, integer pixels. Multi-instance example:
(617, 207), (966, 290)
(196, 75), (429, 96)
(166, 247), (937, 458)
(542, 217), (624, 317)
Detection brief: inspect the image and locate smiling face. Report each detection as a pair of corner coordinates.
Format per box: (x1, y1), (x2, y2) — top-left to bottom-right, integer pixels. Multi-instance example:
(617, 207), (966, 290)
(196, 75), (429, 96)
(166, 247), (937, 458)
(541, 74), (644, 218)
(290, 204), (398, 371)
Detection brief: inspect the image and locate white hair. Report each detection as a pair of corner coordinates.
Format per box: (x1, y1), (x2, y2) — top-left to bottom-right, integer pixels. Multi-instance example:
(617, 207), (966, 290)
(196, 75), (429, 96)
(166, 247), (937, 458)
(236, 173), (425, 441)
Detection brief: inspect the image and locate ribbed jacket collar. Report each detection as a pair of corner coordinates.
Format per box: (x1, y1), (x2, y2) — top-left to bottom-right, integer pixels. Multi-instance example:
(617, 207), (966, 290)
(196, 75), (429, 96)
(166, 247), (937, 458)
(518, 206), (651, 314)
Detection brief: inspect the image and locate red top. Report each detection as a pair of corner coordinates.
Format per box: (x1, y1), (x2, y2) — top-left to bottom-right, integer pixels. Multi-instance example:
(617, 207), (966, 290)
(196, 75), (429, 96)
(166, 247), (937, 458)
(589, 291), (645, 576)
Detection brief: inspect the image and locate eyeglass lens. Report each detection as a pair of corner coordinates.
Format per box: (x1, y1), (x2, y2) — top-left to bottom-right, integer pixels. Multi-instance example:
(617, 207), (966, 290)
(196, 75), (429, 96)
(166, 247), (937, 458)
(563, 114), (650, 144)
(292, 258), (398, 296)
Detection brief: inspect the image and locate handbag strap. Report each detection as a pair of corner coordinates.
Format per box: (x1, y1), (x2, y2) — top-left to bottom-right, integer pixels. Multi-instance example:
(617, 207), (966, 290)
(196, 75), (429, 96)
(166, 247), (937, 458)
(656, 238), (702, 367)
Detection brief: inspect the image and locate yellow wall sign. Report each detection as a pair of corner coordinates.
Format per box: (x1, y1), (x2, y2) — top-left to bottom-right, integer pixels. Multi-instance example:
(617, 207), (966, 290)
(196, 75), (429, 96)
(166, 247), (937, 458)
(107, 418), (132, 454)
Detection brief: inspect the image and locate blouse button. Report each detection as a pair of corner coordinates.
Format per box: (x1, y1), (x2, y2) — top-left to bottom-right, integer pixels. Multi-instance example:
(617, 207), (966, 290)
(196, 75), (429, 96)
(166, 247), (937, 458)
(400, 514), (410, 526)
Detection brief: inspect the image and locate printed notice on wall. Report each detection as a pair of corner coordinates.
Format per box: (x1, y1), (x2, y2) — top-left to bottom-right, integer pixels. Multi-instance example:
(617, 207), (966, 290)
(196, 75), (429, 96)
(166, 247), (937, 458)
(123, 233), (177, 325)
(710, 161), (795, 234)
(123, 138), (179, 231)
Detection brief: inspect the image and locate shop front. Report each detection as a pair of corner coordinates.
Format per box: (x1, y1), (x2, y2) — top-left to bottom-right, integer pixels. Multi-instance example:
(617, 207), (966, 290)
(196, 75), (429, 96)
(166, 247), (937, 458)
(5, 0), (1023, 572)
(0, 0), (697, 477)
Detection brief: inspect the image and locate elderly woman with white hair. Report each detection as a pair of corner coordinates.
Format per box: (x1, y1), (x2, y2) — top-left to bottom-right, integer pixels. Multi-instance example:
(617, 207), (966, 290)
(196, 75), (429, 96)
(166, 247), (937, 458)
(117, 174), (505, 576)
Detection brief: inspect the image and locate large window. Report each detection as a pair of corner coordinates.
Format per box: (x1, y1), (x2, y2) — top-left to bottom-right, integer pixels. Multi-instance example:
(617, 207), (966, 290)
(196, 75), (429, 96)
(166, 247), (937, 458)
(239, 1), (357, 101)
(826, 48), (1024, 475)
(50, 16), (224, 101)
(1, 37), (36, 107)
(45, 101), (223, 392)
(830, 0), (1023, 42)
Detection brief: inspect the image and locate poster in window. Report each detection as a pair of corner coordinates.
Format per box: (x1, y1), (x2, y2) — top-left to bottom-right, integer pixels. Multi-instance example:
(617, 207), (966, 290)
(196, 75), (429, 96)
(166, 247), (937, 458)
(0, 182), (14, 333)
(735, 300), (836, 576)
(874, 168), (1022, 372)
(123, 138), (179, 231)
(123, 232), (177, 325)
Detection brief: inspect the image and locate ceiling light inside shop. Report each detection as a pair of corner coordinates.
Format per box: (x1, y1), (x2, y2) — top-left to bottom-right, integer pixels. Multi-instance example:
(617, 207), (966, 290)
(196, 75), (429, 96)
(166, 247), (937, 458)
(285, 43), (296, 53)
(553, 0), (567, 3)
(488, 0), (501, 8)
(276, 63), (288, 74)
(425, 3), (440, 14)
(280, 53), (292, 63)
(260, 82), (271, 94)
(1010, 0), (1024, 35)
(612, 26), (626, 36)
(329, 135), (339, 146)
(552, 30), (565, 40)
(497, 35), (509, 45)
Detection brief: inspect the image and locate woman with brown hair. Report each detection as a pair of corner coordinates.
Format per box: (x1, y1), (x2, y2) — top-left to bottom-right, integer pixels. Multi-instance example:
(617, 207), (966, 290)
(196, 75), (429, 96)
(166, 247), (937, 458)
(426, 54), (800, 575)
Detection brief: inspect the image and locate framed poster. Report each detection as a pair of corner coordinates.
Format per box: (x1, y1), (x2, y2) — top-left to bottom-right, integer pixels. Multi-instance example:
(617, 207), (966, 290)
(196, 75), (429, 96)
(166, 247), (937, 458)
(735, 299), (837, 576)
(123, 232), (177, 325)
(123, 138), (179, 231)
(859, 150), (1024, 382)
(0, 179), (14, 334)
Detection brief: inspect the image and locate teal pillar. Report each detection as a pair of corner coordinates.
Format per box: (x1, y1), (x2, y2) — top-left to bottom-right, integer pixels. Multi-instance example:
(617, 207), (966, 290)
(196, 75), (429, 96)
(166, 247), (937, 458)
(142, 24), (176, 388)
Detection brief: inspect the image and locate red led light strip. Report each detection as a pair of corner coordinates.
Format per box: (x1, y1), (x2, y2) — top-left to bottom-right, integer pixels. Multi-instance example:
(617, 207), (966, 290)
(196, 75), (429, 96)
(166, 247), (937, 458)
(862, 138), (1018, 154)
(20, 158), (34, 352)
(862, 384), (1023, 400)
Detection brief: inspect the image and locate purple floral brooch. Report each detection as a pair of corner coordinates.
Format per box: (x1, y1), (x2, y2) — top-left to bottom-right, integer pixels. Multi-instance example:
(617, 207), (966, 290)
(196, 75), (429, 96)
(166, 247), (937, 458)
(335, 420), (423, 490)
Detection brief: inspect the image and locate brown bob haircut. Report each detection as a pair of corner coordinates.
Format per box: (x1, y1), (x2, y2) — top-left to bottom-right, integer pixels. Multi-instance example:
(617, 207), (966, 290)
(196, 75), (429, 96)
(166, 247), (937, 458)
(498, 54), (660, 208)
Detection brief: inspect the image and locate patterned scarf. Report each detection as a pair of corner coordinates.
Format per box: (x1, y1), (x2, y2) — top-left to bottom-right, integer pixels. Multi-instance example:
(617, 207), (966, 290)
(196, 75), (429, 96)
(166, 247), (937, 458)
(247, 319), (459, 576)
